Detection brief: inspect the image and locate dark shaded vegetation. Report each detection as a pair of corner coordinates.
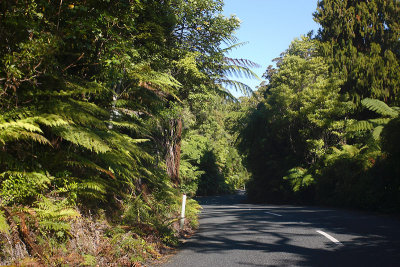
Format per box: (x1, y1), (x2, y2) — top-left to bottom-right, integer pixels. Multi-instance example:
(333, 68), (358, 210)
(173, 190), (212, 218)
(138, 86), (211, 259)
(1, 0), (399, 264)
(238, 0), (400, 213)
(197, 150), (232, 196)
(0, 0), (249, 265)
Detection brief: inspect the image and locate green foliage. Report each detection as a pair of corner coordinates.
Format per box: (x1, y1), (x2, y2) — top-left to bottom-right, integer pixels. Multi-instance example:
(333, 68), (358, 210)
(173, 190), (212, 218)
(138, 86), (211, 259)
(314, 0), (400, 103)
(361, 98), (399, 117)
(197, 150), (232, 195)
(0, 211), (10, 235)
(34, 197), (80, 238)
(0, 0), (223, 264)
(0, 172), (53, 205)
(217, 54), (261, 95)
(239, 36), (353, 203)
(311, 99), (399, 210)
(179, 134), (208, 196)
(240, 32), (400, 211)
(0, 0), (256, 264)
(180, 92), (249, 196)
(348, 98), (399, 141)
(82, 254), (97, 266)
(284, 167), (314, 193)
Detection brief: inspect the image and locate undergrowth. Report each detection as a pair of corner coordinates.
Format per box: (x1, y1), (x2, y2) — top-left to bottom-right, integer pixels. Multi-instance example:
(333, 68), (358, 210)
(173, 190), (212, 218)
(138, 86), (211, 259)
(0, 190), (200, 266)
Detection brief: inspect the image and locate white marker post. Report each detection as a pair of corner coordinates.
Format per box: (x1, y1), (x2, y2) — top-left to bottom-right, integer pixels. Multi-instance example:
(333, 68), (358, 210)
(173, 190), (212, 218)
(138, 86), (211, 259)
(180, 194), (187, 230)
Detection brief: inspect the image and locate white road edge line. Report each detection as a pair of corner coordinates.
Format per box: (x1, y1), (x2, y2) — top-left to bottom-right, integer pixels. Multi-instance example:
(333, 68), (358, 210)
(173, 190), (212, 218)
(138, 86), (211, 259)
(316, 230), (342, 245)
(265, 211), (282, 217)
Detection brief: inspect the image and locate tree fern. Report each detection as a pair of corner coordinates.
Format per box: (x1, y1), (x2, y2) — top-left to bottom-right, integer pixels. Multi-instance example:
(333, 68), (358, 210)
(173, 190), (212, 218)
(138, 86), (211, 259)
(284, 167), (314, 192)
(215, 54), (261, 96)
(107, 121), (143, 132)
(53, 125), (111, 154)
(216, 79), (254, 97)
(65, 156), (116, 180)
(361, 98), (399, 117)
(221, 62), (261, 80)
(347, 120), (375, 132)
(0, 114), (68, 145)
(347, 98), (399, 140)
(372, 125), (384, 141)
(47, 100), (108, 128)
(132, 64), (182, 101)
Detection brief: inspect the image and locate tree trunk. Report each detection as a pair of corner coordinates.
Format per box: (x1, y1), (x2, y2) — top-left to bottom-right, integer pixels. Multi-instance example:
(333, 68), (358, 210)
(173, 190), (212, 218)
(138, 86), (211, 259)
(165, 118), (182, 186)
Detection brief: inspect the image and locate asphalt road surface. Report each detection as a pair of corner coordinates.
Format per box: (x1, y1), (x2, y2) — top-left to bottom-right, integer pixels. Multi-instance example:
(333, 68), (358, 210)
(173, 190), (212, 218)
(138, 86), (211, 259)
(158, 191), (400, 267)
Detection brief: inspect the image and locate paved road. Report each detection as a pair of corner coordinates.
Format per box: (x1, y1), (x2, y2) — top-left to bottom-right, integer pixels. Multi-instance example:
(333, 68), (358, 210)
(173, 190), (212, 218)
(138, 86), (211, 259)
(159, 192), (400, 267)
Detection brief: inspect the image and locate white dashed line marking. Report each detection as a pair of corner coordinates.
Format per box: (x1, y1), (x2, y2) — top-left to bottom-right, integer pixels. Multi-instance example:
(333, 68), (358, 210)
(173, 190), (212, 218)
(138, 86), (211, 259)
(316, 230), (342, 245)
(264, 211), (282, 217)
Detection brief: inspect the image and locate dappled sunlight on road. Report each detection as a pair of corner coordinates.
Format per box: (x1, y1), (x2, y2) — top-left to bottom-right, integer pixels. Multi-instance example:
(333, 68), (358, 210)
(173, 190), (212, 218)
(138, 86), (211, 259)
(159, 193), (400, 267)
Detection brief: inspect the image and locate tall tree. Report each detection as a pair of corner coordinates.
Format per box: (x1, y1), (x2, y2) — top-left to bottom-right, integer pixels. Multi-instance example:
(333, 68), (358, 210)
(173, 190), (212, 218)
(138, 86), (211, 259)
(314, 0), (400, 103)
(160, 0), (245, 185)
(239, 37), (352, 202)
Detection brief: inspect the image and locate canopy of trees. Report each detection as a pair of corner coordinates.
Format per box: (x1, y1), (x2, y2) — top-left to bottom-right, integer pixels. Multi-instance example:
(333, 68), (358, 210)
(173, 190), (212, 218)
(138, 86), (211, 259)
(239, 0), (400, 212)
(0, 0), (249, 265)
(1, 0), (400, 265)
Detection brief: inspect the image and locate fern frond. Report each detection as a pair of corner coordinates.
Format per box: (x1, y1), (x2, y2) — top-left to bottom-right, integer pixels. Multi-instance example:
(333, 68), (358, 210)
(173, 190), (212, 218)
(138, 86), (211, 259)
(372, 125), (384, 140)
(103, 130), (151, 153)
(18, 131), (51, 145)
(0, 113), (67, 143)
(213, 84), (236, 100)
(57, 178), (109, 201)
(53, 125), (111, 153)
(76, 180), (108, 200)
(0, 211), (10, 234)
(0, 172), (53, 204)
(347, 120), (374, 132)
(34, 197), (80, 232)
(361, 98), (398, 117)
(0, 114), (61, 145)
(34, 114), (70, 127)
(222, 64), (261, 80)
(223, 57), (261, 69)
(221, 42), (249, 53)
(132, 64), (182, 101)
(68, 99), (109, 118)
(218, 79), (253, 96)
(39, 220), (71, 232)
(79, 180), (107, 194)
(368, 118), (392, 125)
(34, 80), (112, 97)
(66, 157), (115, 179)
(221, 35), (239, 46)
(47, 100), (108, 128)
(64, 80), (112, 95)
(0, 118), (42, 133)
(107, 121), (143, 133)
(123, 137), (150, 144)
(99, 150), (150, 183)
(113, 100), (143, 114)
(0, 129), (50, 145)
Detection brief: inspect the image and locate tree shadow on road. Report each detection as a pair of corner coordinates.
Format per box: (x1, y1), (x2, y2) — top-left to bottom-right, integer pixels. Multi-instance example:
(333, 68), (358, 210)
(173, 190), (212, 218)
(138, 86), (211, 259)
(179, 193), (400, 267)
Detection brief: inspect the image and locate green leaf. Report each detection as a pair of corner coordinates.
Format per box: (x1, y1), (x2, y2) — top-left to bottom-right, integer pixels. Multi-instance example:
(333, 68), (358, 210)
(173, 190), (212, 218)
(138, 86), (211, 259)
(361, 98), (398, 117)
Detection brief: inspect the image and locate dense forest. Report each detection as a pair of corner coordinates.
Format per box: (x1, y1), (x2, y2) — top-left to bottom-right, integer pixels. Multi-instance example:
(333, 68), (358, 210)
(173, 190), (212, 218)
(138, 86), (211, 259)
(239, 0), (400, 212)
(0, 0), (399, 265)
